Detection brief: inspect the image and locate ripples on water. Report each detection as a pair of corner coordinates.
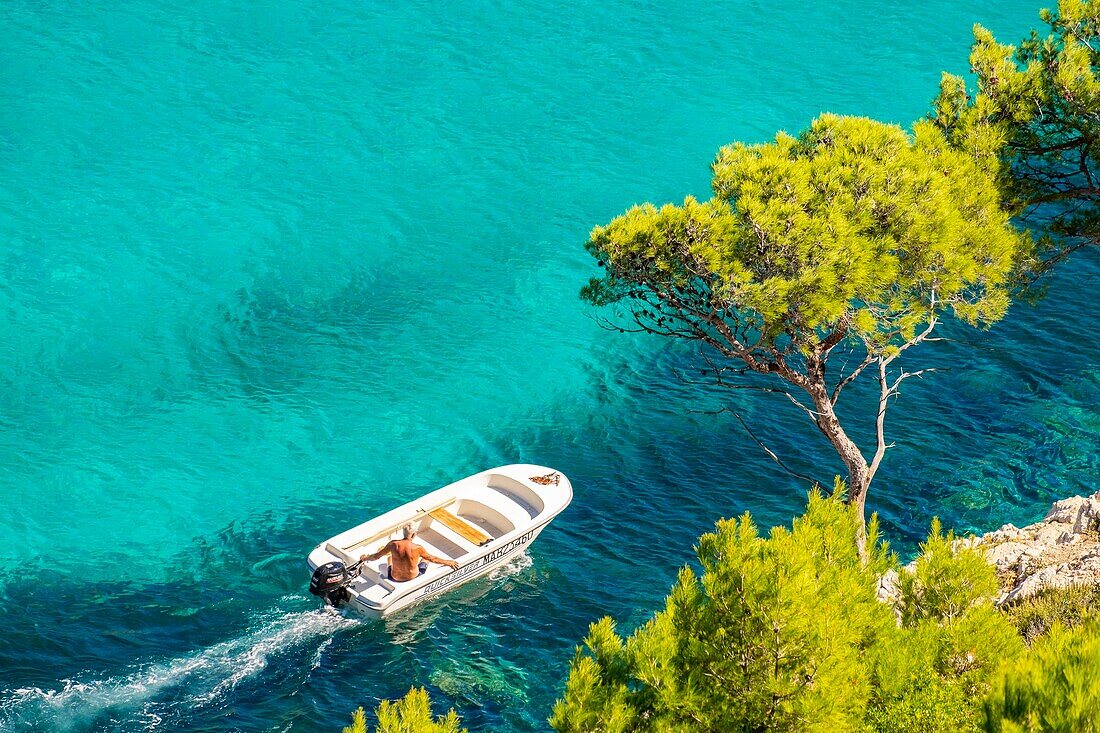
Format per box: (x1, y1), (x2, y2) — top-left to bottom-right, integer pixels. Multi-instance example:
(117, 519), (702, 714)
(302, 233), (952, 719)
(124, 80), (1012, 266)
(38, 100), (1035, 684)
(1, 0), (1096, 730)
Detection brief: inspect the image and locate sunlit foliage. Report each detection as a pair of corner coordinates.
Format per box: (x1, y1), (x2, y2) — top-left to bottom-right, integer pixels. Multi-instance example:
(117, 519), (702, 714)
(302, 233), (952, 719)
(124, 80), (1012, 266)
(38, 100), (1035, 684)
(935, 0), (1100, 273)
(549, 489), (1021, 733)
(983, 616), (1100, 732)
(342, 688), (466, 733)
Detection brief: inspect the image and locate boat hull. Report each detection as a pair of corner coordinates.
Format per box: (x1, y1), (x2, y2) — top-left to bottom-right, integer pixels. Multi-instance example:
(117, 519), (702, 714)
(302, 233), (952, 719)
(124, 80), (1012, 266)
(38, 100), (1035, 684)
(353, 521), (548, 618)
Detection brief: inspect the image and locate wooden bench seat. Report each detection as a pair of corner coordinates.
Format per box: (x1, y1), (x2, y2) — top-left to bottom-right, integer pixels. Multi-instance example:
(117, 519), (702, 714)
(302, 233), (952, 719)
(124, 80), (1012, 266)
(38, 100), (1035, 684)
(428, 508), (493, 546)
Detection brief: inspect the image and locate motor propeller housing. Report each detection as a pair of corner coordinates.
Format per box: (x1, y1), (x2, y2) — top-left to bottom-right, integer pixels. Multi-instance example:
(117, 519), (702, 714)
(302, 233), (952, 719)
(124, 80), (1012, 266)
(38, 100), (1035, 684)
(308, 560), (361, 607)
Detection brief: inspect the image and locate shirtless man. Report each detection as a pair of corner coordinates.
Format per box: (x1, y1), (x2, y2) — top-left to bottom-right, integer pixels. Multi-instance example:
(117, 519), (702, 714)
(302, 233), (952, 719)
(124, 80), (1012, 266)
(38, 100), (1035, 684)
(360, 523), (459, 582)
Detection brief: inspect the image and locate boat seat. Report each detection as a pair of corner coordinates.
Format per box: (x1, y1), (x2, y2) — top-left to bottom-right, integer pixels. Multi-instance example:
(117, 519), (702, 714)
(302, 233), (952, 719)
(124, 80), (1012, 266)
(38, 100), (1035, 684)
(326, 542), (358, 564)
(422, 520), (480, 555)
(465, 485), (531, 534)
(428, 508), (493, 546)
(357, 565), (396, 593)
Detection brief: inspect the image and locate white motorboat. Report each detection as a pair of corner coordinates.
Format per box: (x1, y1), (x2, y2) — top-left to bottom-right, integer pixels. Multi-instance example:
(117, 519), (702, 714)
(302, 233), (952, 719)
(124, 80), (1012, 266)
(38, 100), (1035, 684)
(306, 464), (572, 618)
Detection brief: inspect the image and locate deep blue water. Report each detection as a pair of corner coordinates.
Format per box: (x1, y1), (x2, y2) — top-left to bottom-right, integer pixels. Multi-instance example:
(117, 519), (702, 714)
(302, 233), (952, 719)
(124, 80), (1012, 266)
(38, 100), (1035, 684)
(1, 1), (1097, 731)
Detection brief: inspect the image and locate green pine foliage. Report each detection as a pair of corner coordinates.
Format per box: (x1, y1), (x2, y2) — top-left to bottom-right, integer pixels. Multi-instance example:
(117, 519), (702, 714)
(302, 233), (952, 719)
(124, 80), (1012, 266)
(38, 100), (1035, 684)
(585, 114), (1026, 347)
(552, 487), (893, 732)
(344, 707), (367, 733)
(983, 616), (1100, 732)
(550, 491), (1034, 733)
(581, 113), (1029, 521)
(865, 624), (981, 733)
(342, 689), (466, 733)
(868, 522), (1023, 733)
(934, 0), (1100, 272)
(897, 519), (1000, 624)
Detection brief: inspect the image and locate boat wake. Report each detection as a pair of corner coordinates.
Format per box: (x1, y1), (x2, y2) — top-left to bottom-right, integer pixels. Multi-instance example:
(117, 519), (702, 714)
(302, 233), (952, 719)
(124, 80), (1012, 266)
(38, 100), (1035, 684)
(488, 551), (533, 580)
(0, 605), (359, 732)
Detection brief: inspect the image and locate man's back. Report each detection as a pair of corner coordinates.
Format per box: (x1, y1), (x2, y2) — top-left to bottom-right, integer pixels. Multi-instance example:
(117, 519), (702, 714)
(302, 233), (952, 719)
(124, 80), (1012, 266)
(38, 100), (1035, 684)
(360, 524), (460, 581)
(387, 538), (424, 581)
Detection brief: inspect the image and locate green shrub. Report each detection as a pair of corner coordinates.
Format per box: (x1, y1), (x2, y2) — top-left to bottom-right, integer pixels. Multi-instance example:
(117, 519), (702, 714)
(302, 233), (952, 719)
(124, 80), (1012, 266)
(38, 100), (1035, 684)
(343, 688), (465, 733)
(983, 616), (1100, 732)
(549, 491), (1038, 733)
(552, 488), (898, 733)
(1003, 584), (1100, 643)
(897, 519), (1000, 625)
(866, 664), (977, 733)
(865, 520), (1021, 733)
(344, 708), (366, 733)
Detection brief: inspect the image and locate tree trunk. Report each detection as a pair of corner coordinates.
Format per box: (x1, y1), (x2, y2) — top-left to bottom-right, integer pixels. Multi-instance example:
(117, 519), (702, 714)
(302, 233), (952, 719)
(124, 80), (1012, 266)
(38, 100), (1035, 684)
(806, 383), (871, 537)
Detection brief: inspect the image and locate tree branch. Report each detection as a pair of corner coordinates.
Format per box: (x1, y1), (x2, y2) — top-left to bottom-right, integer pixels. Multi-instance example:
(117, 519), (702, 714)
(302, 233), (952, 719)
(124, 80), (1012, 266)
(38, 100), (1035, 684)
(700, 407), (819, 485)
(867, 304), (940, 483)
(831, 353), (875, 406)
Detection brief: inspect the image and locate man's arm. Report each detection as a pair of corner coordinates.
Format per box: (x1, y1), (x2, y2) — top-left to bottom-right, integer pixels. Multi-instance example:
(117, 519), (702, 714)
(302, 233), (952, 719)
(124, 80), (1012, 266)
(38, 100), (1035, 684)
(418, 547), (459, 569)
(359, 541), (395, 563)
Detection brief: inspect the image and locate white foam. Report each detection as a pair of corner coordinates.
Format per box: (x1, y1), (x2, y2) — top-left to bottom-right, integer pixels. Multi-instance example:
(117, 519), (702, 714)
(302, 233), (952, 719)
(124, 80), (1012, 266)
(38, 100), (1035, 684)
(310, 637), (334, 671)
(0, 606), (358, 732)
(488, 551), (533, 580)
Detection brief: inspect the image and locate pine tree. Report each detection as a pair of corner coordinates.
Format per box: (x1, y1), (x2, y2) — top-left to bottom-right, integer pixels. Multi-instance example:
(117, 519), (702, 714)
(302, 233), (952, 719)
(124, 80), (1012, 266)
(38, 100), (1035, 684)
(342, 688), (466, 733)
(983, 616), (1100, 732)
(867, 521), (1022, 733)
(551, 487), (897, 732)
(550, 492), (1036, 733)
(583, 115), (1027, 528)
(934, 0), (1100, 275)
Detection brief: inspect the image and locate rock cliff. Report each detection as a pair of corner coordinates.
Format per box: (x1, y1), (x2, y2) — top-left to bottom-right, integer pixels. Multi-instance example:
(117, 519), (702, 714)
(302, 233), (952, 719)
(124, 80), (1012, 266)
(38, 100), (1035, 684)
(963, 491), (1100, 605)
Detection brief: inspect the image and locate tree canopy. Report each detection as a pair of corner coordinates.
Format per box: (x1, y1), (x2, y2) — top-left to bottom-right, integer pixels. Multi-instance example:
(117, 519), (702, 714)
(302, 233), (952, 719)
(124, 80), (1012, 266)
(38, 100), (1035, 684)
(584, 114), (1028, 520)
(934, 0), (1100, 273)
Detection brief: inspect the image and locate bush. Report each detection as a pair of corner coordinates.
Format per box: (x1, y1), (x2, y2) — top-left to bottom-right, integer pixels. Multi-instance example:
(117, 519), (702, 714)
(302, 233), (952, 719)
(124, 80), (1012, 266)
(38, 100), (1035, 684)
(550, 492), (1030, 733)
(1003, 584), (1100, 643)
(897, 519), (1000, 625)
(343, 688), (465, 733)
(865, 520), (1021, 733)
(983, 616), (1100, 732)
(551, 488), (894, 732)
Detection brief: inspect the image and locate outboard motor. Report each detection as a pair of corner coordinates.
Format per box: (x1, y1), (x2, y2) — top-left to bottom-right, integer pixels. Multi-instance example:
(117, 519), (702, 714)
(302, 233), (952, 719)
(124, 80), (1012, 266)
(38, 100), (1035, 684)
(309, 560), (362, 607)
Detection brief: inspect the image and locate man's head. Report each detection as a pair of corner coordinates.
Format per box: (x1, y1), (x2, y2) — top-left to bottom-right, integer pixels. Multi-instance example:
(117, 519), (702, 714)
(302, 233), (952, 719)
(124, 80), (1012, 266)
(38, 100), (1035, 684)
(402, 522), (416, 539)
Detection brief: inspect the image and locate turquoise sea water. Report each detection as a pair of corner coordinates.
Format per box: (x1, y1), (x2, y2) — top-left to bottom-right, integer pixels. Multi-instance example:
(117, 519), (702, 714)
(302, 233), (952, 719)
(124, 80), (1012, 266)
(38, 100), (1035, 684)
(1, 1), (1097, 730)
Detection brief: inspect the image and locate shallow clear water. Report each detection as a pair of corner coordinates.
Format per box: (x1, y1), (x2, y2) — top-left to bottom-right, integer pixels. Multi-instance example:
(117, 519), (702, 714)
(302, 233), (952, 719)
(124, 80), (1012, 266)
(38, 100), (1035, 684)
(1, 1), (1096, 730)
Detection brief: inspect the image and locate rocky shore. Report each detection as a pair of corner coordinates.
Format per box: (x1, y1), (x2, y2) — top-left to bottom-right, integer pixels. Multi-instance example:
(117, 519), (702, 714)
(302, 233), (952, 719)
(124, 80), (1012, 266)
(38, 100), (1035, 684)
(963, 491), (1100, 605)
(877, 491), (1100, 608)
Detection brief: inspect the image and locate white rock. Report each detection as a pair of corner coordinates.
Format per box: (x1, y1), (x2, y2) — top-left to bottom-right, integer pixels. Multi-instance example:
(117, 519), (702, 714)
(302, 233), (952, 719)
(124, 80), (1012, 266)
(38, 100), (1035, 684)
(1016, 551), (1041, 579)
(1079, 497), (1100, 533)
(922, 491), (1100, 608)
(877, 569), (900, 604)
(985, 542), (1030, 573)
(1001, 551), (1100, 603)
(1034, 523), (1069, 547)
(984, 525), (1027, 544)
(1003, 566), (1064, 603)
(1046, 496), (1088, 525)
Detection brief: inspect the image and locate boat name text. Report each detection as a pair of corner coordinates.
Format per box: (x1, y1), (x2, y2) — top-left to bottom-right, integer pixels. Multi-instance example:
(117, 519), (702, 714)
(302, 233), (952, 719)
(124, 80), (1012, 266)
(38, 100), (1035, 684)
(419, 530), (535, 597)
